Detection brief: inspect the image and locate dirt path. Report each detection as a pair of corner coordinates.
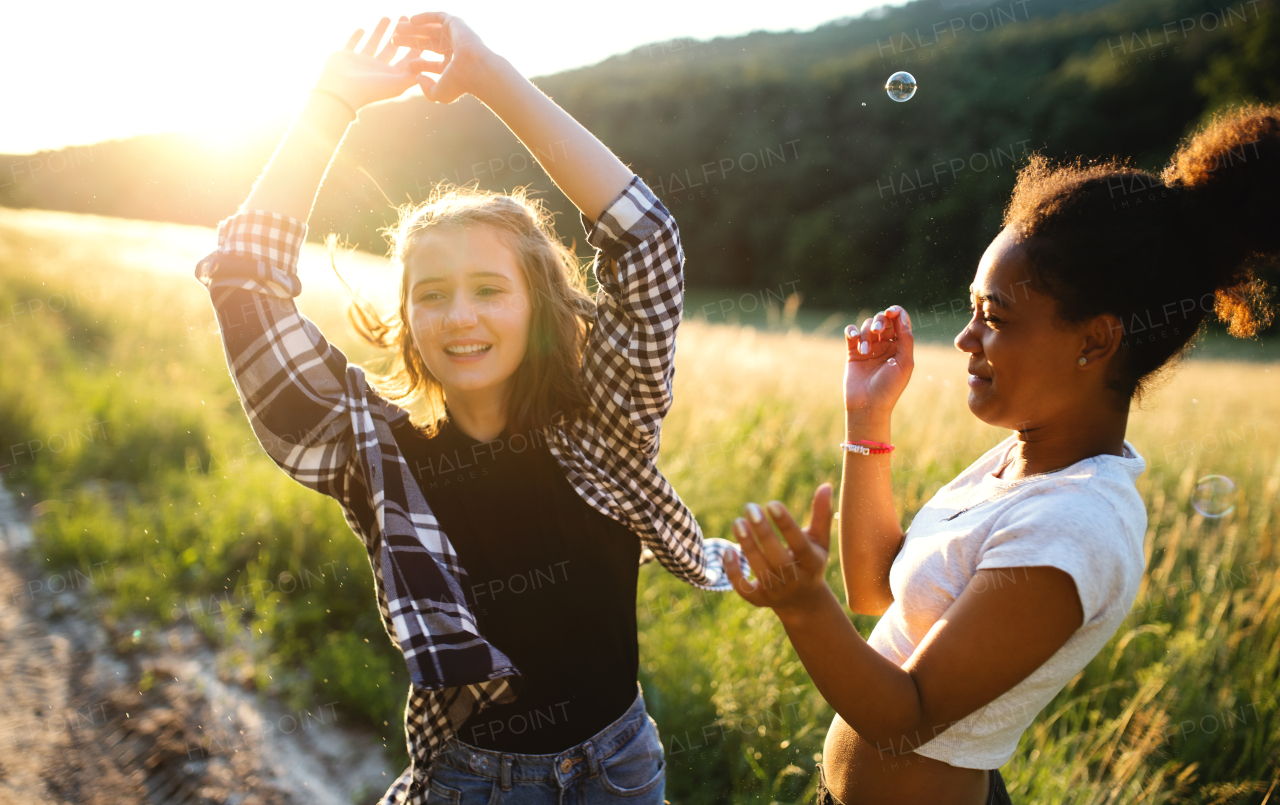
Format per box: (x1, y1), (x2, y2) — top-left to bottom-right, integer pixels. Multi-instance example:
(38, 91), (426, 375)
(0, 481), (397, 805)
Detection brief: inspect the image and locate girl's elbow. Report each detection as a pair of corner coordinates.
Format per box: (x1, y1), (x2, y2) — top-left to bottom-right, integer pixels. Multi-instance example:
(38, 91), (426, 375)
(845, 592), (892, 617)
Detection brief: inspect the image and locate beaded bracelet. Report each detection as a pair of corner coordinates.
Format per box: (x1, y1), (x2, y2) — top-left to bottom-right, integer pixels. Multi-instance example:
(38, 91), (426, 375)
(840, 439), (894, 455)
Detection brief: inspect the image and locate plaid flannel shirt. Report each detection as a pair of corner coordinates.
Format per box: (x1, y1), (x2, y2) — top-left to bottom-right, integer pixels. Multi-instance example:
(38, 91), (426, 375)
(193, 175), (745, 804)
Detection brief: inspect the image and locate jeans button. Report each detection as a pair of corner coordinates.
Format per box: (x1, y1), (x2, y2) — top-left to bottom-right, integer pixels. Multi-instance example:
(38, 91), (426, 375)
(560, 758), (573, 773)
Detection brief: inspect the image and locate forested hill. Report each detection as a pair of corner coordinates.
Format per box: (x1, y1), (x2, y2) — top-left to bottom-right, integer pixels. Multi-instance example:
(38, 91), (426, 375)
(2, 0), (1275, 309)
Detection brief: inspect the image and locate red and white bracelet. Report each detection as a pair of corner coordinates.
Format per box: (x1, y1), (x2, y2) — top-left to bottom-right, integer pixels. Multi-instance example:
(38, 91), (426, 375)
(840, 439), (894, 455)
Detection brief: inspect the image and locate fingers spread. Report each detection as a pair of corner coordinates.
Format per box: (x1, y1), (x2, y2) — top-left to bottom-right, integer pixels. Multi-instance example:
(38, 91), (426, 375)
(724, 545), (761, 603)
(376, 37), (401, 63)
(764, 500), (822, 573)
(744, 503), (796, 579)
(732, 518), (768, 585)
(360, 17), (391, 58)
(376, 17), (410, 62)
(805, 484), (834, 554)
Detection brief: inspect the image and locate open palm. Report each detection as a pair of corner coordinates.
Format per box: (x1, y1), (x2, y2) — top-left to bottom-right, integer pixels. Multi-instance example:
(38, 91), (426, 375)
(314, 17), (442, 112)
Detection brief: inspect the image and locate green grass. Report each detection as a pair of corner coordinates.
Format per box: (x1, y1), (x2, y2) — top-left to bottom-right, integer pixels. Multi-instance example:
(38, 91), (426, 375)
(2, 208), (1278, 803)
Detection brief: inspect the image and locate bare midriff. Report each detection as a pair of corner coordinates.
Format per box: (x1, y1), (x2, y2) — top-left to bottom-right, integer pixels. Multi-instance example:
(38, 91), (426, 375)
(822, 713), (990, 805)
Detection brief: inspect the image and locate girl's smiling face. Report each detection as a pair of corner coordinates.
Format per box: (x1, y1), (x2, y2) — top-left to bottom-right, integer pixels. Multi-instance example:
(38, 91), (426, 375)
(954, 227), (1103, 430)
(405, 224), (532, 401)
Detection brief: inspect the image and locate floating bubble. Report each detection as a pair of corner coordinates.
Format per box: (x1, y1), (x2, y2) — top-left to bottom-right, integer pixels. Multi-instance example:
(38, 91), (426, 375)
(886, 71), (917, 102)
(1192, 475), (1236, 518)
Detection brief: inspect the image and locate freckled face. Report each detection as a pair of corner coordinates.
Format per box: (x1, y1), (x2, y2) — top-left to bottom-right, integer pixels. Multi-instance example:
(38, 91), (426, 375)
(954, 228), (1089, 430)
(405, 225), (532, 400)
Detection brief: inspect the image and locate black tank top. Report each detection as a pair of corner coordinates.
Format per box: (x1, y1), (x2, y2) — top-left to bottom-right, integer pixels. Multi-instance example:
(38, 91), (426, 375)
(391, 416), (641, 753)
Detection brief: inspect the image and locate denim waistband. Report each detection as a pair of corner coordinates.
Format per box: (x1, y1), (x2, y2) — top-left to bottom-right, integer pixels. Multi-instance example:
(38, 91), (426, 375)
(434, 682), (648, 789)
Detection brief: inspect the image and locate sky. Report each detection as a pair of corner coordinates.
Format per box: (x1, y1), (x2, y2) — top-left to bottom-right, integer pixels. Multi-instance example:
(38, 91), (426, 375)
(0, 0), (901, 155)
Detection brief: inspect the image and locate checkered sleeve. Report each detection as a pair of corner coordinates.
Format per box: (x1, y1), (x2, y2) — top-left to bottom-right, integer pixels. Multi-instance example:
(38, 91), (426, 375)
(580, 175), (684, 459)
(193, 209), (366, 508)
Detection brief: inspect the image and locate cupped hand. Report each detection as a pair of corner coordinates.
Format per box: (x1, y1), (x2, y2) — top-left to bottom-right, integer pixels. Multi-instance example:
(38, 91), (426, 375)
(725, 484), (835, 615)
(313, 17), (442, 112)
(391, 12), (493, 103)
(845, 305), (914, 418)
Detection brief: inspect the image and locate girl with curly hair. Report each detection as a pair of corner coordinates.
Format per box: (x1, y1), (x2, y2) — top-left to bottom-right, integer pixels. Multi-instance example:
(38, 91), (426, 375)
(725, 104), (1279, 805)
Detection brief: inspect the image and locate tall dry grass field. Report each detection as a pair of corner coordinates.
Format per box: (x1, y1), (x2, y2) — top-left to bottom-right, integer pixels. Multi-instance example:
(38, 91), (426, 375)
(1, 209), (1276, 803)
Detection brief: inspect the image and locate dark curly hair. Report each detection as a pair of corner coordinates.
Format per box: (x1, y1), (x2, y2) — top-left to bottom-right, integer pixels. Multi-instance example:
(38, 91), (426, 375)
(1002, 103), (1279, 404)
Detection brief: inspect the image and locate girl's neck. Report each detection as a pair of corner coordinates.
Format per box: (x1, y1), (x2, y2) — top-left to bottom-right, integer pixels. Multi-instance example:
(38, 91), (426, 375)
(1002, 408), (1129, 480)
(445, 389), (510, 443)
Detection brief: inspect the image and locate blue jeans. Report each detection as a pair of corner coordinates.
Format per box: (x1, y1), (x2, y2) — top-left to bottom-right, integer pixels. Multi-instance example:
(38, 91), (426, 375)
(426, 683), (666, 804)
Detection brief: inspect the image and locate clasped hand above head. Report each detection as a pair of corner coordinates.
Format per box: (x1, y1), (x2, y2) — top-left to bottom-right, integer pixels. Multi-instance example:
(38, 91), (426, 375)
(310, 11), (495, 114)
(310, 17), (436, 114)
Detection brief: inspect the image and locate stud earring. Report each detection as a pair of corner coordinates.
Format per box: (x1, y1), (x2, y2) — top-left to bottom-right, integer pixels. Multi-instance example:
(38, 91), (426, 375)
(1078, 357), (1087, 366)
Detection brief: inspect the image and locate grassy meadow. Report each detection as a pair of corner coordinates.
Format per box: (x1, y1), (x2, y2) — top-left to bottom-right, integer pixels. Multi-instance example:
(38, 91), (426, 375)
(1, 208), (1277, 804)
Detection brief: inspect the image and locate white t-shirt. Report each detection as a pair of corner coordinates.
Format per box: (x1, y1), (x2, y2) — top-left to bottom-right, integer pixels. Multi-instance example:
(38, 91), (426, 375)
(866, 435), (1148, 769)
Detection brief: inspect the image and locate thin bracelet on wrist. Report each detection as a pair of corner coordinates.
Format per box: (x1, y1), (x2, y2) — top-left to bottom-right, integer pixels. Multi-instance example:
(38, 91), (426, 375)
(840, 439), (894, 455)
(309, 87), (358, 121)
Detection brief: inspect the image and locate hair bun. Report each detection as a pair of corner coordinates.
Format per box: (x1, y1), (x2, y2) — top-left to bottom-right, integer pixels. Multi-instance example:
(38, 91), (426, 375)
(1164, 105), (1280, 264)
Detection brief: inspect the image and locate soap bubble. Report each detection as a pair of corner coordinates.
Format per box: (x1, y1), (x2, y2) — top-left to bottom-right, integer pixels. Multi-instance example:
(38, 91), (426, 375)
(1192, 475), (1237, 518)
(886, 71), (917, 102)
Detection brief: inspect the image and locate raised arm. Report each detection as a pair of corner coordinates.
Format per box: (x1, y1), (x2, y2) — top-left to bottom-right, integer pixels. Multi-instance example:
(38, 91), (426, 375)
(195, 20), (430, 501)
(395, 13), (682, 454)
(393, 12), (634, 223)
(244, 17), (431, 220)
(840, 306), (914, 615)
(726, 489), (1087, 753)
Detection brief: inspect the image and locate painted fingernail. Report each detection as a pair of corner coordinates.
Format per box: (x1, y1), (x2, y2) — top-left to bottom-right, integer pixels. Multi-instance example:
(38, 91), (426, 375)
(766, 501), (785, 518)
(846, 324), (858, 339)
(732, 519), (747, 539)
(871, 320), (883, 332)
(747, 503), (764, 524)
(859, 340), (869, 355)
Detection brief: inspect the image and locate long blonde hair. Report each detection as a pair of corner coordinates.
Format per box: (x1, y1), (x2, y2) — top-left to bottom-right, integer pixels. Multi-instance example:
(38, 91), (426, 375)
(336, 183), (596, 437)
